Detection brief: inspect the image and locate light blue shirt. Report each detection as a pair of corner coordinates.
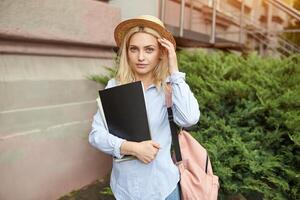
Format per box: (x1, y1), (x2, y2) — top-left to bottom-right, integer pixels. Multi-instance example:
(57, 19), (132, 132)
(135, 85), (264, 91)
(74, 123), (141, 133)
(89, 72), (200, 200)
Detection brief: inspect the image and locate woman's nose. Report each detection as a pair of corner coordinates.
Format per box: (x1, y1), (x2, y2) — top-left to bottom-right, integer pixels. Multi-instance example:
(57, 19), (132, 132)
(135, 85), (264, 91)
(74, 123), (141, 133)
(138, 51), (145, 61)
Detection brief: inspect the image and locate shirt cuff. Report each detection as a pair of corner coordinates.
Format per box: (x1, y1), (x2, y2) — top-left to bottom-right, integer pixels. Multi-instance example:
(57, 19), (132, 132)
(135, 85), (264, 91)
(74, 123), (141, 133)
(113, 138), (126, 159)
(170, 72), (186, 83)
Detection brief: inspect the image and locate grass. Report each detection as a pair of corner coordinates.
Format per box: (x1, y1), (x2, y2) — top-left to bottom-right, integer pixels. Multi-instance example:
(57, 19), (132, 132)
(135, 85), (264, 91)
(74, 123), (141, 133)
(58, 180), (115, 200)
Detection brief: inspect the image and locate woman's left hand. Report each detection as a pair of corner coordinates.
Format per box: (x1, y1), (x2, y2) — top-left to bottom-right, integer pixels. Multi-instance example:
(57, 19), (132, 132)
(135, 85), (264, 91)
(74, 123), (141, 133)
(158, 38), (179, 74)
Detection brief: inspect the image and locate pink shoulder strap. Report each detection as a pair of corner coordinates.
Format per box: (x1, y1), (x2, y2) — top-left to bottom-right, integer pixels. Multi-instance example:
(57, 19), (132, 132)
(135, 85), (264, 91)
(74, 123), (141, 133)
(165, 83), (173, 108)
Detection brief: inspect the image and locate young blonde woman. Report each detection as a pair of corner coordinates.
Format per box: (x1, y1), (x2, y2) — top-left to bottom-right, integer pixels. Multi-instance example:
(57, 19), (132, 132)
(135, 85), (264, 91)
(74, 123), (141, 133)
(89, 15), (200, 200)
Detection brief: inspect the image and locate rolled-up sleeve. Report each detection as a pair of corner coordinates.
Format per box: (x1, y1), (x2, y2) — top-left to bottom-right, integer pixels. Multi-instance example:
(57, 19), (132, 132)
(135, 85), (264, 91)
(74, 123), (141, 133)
(89, 110), (125, 159)
(88, 79), (125, 159)
(170, 72), (200, 127)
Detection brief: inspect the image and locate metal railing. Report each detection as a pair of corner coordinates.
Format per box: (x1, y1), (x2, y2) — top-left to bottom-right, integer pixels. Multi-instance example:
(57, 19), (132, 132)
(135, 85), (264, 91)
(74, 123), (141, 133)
(216, 2), (300, 55)
(160, 0), (300, 56)
(266, 0), (300, 21)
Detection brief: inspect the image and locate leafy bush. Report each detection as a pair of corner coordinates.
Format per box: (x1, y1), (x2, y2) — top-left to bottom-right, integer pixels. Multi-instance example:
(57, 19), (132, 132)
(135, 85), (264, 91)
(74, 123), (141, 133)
(89, 51), (300, 199)
(178, 50), (300, 200)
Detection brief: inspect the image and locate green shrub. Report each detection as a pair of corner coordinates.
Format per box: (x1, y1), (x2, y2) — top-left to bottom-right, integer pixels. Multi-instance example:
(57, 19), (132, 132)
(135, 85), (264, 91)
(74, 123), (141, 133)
(178, 50), (300, 200)
(89, 51), (300, 199)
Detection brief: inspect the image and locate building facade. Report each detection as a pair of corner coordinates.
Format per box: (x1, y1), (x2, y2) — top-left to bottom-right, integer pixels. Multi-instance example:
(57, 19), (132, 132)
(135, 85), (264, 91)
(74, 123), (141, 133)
(0, 0), (118, 199)
(0, 0), (298, 200)
(110, 0), (299, 55)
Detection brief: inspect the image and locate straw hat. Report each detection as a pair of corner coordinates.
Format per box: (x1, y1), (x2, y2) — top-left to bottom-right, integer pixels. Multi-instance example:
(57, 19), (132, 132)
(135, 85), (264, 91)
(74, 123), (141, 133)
(114, 15), (176, 49)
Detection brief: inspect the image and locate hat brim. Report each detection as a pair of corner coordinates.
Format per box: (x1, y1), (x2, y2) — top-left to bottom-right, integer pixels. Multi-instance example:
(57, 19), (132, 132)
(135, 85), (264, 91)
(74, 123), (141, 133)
(114, 18), (176, 49)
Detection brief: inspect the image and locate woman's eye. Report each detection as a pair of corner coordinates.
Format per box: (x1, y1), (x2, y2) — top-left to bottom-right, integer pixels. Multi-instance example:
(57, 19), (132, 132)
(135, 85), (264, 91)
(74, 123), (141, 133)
(129, 47), (138, 52)
(145, 48), (154, 53)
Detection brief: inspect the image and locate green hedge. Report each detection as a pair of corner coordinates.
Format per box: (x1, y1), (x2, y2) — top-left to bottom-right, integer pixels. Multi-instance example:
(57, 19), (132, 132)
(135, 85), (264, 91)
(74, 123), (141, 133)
(178, 51), (300, 199)
(89, 51), (300, 199)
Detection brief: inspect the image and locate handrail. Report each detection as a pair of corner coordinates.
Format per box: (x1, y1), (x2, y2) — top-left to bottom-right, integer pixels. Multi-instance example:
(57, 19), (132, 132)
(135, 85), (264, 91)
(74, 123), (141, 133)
(247, 28), (299, 54)
(276, 34), (300, 52)
(160, 0), (299, 55)
(242, 24), (300, 53)
(266, 0), (300, 21)
(217, 29), (300, 53)
(215, 1), (300, 54)
(245, 30), (278, 54)
(246, 29), (292, 56)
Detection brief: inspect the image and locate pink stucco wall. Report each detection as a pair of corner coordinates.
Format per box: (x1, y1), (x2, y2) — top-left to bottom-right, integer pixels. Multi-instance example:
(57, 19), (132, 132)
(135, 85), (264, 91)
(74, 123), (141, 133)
(0, 0), (120, 199)
(0, 0), (120, 57)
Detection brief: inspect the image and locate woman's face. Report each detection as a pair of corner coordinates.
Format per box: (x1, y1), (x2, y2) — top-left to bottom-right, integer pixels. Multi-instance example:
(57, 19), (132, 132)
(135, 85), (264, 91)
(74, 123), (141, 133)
(127, 32), (161, 78)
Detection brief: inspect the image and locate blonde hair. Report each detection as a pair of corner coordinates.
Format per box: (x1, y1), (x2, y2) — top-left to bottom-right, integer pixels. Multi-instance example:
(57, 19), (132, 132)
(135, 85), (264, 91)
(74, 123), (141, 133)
(115, 26), (169, 90)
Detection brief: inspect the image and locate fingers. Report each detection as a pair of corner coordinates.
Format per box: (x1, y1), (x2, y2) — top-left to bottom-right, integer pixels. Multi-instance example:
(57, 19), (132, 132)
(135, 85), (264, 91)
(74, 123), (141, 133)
(134, 140), (161, 164)
(158, 38), (175, 51)
(140, 152), (155, 164)
(158, 38), (179, 74)
(151, 141), (160, 149)
(143, 154), (156, 164)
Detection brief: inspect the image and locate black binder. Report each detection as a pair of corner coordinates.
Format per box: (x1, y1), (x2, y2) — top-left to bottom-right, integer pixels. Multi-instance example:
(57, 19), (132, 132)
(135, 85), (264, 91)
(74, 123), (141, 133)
(98, 81), (151, 142)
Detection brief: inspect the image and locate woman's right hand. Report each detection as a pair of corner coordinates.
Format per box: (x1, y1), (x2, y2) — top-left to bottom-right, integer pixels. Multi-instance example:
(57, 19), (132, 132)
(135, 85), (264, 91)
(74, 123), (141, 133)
(120, 140), (160, 164)
(134, 141), (160, 164)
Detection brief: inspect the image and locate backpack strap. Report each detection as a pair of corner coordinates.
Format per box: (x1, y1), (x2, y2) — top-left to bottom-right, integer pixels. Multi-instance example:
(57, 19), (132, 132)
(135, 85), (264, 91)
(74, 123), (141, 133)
(165, 84), (209, 172)
(165, 84), (182, 162)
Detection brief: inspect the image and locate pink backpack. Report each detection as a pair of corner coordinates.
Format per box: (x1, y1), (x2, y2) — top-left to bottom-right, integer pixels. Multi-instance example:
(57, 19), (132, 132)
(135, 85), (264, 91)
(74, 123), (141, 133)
(166, 85), (219, 200)
(176, 129), (219, 200)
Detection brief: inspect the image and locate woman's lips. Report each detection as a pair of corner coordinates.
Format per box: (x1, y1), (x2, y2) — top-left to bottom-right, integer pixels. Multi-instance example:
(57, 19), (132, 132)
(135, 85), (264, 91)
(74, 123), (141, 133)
(136, 64), (148, 68)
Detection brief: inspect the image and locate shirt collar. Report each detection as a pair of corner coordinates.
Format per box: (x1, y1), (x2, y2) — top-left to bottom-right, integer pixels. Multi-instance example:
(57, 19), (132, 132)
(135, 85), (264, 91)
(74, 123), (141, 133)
(145, 76), (171, 91)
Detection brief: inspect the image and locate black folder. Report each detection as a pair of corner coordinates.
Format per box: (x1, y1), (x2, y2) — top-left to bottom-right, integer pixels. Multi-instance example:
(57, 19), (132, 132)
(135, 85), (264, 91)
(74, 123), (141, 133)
(98, 81), (151, 142)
